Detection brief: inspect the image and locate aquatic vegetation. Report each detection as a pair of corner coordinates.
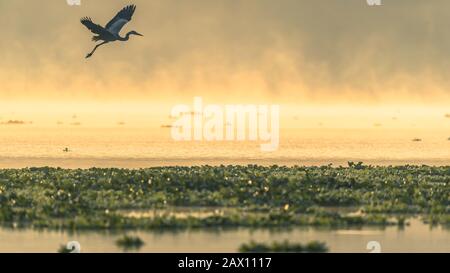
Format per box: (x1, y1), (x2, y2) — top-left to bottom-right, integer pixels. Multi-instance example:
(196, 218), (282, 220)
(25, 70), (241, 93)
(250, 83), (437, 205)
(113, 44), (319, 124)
(239, 240), (328, 253)
(116, 235), (145, 250)
(0, 165), (447, 229)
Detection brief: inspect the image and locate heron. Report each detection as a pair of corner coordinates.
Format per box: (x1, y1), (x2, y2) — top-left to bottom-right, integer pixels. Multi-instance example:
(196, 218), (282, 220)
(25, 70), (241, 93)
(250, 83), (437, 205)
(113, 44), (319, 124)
(81, 4), (143, 59)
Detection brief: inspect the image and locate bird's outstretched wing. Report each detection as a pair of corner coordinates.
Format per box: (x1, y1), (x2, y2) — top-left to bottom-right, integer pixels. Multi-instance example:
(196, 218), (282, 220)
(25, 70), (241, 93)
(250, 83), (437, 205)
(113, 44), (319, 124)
(80, 17), (107, 35)
(105, 5), (136, 35)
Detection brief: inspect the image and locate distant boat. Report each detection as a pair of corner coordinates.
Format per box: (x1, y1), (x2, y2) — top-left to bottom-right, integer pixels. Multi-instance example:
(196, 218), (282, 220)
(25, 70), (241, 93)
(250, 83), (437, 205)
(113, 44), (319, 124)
(1, 120), (29, 125)
(412, 138), (422, 142)
(161, 124), (181, 129)
(63, 148), (70, 153)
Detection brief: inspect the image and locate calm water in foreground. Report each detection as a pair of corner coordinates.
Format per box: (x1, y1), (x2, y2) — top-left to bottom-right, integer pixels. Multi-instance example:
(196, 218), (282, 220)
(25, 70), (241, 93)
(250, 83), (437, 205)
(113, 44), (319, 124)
(0, 220), (448, 253)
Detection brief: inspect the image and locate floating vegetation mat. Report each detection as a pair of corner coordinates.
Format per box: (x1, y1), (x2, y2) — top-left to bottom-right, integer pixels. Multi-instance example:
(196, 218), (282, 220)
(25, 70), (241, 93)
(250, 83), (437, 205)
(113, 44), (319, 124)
(239, 240), (329, 253)
(0, 164), (448, 230)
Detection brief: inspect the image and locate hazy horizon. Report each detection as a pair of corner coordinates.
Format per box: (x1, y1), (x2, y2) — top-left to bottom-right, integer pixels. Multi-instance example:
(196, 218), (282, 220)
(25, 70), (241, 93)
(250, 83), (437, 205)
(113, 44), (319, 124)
(0, 0), (449, 129)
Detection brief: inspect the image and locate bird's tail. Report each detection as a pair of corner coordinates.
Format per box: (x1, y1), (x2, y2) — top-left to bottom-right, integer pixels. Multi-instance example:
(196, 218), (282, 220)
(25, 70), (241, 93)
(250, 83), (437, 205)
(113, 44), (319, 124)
(92, 36), (101, 42)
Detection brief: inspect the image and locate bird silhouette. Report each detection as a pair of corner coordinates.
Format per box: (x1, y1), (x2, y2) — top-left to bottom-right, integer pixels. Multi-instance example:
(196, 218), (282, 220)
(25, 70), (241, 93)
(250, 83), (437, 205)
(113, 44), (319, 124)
(81, 5), (143, 58)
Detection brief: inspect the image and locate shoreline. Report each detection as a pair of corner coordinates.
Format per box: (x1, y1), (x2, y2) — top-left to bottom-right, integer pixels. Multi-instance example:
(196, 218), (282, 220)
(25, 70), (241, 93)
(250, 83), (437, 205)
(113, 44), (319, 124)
(0, 157), (449, 169)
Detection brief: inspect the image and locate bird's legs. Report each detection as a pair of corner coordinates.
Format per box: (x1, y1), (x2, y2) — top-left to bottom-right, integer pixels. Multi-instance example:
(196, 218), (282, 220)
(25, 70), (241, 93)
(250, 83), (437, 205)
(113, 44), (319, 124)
(86, 41), (108, 59)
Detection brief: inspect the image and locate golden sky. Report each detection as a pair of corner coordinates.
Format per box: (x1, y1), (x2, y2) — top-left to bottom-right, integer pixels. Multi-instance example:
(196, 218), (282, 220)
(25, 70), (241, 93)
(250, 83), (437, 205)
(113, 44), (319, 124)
(0, 0), (449, 128)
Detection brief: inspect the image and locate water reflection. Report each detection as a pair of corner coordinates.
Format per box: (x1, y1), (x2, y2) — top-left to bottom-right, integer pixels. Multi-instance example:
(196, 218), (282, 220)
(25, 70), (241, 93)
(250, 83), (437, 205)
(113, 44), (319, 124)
(0, 219), (448, 253)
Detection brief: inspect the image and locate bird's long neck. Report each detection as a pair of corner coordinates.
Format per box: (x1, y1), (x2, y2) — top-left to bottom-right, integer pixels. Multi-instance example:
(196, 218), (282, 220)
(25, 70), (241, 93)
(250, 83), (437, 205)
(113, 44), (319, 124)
(117, 32), (132, 41)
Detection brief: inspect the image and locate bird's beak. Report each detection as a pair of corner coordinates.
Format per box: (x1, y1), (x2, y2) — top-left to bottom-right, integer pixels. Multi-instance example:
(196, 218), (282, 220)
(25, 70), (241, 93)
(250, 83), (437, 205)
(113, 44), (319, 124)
(136, 32), (144, 37)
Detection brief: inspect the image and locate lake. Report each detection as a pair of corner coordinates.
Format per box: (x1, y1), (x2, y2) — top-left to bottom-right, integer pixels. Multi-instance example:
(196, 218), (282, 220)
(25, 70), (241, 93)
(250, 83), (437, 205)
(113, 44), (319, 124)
(0, 127), (448, 168)
(0, 127), (448, 253)
(0, 219), (448, 253)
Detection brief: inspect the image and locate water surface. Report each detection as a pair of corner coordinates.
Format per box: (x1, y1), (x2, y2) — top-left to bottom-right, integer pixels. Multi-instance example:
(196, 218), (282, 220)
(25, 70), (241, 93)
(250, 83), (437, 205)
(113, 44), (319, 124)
(0, 220), (448, 253)
(0, 128), (448, 168)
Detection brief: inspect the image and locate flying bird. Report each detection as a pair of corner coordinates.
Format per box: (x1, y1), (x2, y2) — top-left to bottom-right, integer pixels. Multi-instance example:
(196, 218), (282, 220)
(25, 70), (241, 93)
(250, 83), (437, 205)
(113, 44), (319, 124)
(81, 4), (143, 58)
